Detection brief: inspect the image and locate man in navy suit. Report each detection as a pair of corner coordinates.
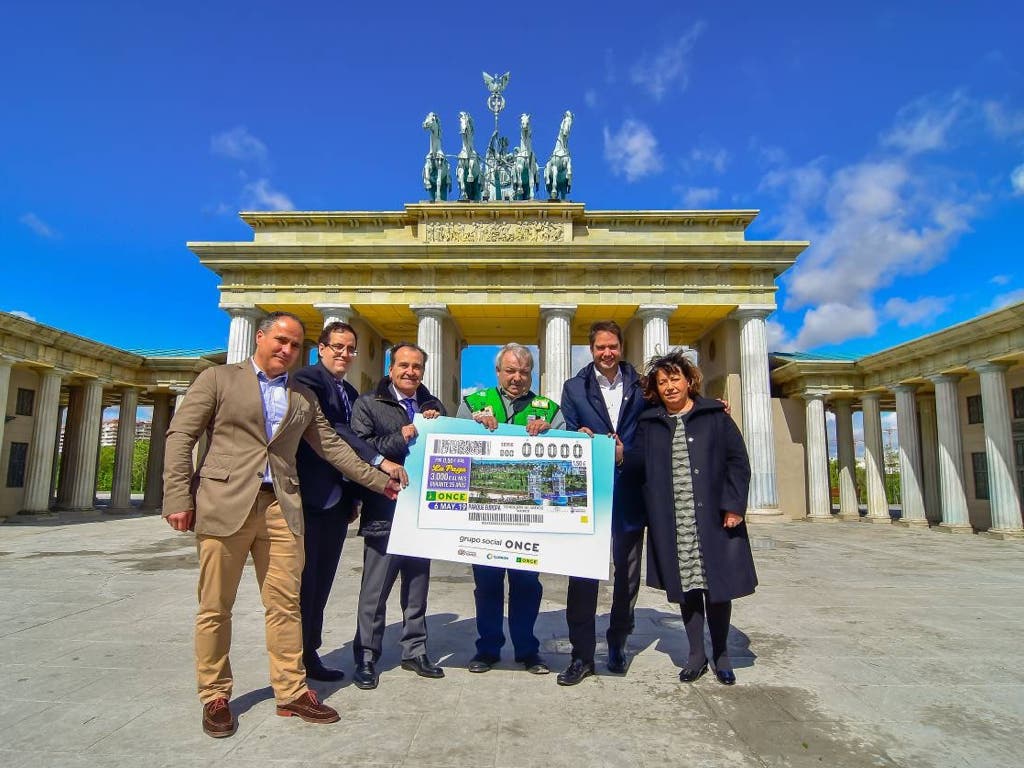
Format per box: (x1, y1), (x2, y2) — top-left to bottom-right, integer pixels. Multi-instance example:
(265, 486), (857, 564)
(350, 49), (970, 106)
(295, 321), (407, 681)
(556, 321), (647, 685)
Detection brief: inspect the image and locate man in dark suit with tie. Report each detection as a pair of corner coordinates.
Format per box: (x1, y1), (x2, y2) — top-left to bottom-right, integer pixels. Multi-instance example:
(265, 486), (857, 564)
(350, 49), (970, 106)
(555, 321), (647, 685)
(294, 321), (408, 681)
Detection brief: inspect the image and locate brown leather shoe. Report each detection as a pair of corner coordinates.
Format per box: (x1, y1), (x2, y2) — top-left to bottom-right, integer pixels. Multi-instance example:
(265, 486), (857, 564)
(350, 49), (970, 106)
(275, 690), (340, 724)
(202, 697), (236, 738)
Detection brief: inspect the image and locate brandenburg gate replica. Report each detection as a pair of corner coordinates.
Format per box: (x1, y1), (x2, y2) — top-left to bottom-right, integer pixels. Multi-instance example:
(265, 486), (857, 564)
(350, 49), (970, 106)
(188, 74), (810, 518)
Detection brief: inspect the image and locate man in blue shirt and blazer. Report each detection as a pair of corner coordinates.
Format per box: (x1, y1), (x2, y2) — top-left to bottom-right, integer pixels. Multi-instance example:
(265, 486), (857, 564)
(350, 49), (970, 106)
(556, 321), (647, 685)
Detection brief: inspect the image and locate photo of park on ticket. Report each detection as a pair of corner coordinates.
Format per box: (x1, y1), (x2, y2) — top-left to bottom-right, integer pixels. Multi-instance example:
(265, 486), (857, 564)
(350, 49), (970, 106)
(387, 415), (615, 579)
(418, 432), (594, 535)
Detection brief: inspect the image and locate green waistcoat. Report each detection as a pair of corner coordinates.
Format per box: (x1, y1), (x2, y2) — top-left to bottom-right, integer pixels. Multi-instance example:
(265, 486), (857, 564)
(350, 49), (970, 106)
(463, 387), (560, 426)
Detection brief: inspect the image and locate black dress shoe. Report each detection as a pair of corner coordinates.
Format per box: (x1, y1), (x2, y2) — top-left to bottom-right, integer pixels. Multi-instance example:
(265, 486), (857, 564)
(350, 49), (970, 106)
(519, 654), (550, 675)
(304, 655), (345, 682)
(556, 658), (595, 686)
(401, 654), (445, 679)
(679, 661), (709, 683)
(606, 643), (628, 674)
(353, 660), (378, 690)
(715, 668), (736, 686)
(468, 655), (497, 673)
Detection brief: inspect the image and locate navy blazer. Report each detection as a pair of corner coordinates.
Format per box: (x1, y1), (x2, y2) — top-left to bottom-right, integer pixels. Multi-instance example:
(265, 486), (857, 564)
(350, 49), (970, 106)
(294, 362), (379, 512)
(559, 361), (646, 531)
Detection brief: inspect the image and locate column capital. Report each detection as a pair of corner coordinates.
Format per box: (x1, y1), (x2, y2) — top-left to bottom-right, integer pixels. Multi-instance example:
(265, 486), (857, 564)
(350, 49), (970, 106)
(220, 303), (263, 319)
(410, 303), (450, 320)
(636, 304), (677, 320)
(860, 391), (882, 403)
(929, 372), (963, 385)
(970, 360), (1012, 375)
(801, 389), (830, 401)
(892, 383), (919, 394)
(0, 355), (18, 367)
(731, 304), (776, 321)
(314, 303), (357, 324)
(539, 304), (577, 320)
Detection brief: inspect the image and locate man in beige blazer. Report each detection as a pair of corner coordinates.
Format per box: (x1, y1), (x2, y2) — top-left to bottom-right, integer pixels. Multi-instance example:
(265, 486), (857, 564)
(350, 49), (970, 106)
(163, 311), (404, 738)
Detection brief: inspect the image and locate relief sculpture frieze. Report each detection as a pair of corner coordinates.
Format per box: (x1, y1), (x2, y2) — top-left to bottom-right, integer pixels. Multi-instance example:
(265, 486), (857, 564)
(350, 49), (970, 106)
(423, 220), (566, 243)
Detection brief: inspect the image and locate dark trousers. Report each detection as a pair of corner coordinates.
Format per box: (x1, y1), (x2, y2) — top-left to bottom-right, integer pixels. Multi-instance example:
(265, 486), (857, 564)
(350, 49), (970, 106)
(681, 589), (733, 671)
(299, 498), (351, 659)
(565, 525), (644, 662)
(353, 536), (431, 662)
(472, 564), (542, 660)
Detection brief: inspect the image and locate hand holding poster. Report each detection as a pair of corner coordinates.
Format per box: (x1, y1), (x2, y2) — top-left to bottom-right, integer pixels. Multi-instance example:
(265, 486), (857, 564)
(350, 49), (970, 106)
(386, 415), (615, 579)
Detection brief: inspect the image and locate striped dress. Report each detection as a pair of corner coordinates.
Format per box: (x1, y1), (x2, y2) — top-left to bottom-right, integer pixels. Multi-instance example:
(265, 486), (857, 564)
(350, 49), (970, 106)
(671, 413), (707, 592)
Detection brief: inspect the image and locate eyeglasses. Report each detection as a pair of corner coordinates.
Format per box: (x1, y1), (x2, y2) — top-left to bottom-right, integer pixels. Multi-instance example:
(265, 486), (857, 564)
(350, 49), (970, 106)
(324, 344), (358, 357)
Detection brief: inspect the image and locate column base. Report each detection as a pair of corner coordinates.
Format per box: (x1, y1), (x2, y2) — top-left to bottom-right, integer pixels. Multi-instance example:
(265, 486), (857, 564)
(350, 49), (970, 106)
(863, 515), (894, 525)
(104, 507), (138, 515)
(745, 508), (786, 523)
(803, 515), (840, 523)
(978, 528), (1024, 541)
(836, 512), (863, 521)
(893, 518), (930, 529)
(934, 523), (974, 534)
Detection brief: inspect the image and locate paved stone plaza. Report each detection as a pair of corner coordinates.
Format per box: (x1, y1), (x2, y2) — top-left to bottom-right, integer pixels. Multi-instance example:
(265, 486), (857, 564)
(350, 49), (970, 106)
(0, 513), (1021, 768)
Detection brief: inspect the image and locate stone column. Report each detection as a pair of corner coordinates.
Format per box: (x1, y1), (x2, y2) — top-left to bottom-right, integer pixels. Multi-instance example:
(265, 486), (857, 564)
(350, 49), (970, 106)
(0, 358), (12, 453)
(918, 395), (941, 523)
(636, 304), (676, 364)
(314, 303), (355, 327)
(931, 374), (972, 532)
(21, 370), (63, 513)
(972, 362), (1024, 538)
(411, 304), (449, 399)
(833, 399), (860, 520)
(110, 387), (139, 510)
(223, 305), (263, 364)
(539, 305), (576, 402)
(733, 307), (780, 517)
(893, 385), (928, 527)
(142, 393), (172, 509)
(803, 391), (835, 521)
(67, 379), (104, 510)
(56, 386), (83, 507)
(861, 393), (890, 523)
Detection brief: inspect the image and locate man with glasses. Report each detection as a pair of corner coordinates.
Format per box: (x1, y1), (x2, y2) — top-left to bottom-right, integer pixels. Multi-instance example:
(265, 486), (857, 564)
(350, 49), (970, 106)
(295, 321), (408, 681)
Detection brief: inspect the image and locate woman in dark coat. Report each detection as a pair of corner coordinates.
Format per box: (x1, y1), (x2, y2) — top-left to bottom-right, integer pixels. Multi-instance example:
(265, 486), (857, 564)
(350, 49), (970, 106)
(622, 350), (756, 685)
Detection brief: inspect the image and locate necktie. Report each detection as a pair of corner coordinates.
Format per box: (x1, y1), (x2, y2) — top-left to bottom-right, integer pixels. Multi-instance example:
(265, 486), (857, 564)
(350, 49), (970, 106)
(336, 381), (351, 422)
(402, 398), (417, 421)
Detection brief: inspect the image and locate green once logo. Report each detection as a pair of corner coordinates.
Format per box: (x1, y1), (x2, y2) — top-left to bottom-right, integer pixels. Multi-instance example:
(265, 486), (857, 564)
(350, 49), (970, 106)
(425, 491), (436, 501)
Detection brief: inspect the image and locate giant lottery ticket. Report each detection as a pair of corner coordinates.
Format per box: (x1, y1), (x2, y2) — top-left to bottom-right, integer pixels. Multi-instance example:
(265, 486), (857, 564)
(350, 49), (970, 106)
(387, 415), (615, 579)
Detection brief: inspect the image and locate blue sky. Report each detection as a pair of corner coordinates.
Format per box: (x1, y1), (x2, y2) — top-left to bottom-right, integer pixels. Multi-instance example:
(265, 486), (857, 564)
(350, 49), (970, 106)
(3, 1), (1022, 381)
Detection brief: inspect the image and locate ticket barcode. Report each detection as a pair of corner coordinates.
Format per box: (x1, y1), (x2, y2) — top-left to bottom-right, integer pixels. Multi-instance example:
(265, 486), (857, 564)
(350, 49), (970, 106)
(467, 512), (545, 524)
(433, 438), (490, 456)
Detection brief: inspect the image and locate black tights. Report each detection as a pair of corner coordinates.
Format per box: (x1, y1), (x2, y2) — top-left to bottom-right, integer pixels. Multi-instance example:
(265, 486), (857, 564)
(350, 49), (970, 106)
(681, 590), (732, 671)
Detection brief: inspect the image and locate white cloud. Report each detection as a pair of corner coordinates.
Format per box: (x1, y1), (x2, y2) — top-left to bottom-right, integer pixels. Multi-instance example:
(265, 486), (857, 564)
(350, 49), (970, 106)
(986, 288), (1024, 313)
(881, 296), (951, 327)
(630, 22), (707, 101)
(603, 120), (663, 182)
(765, 319), (795, 351)
(881, 91), (967, 155)
(983, 100), (1024, 138)
(19, 212), (59, 239)
(584, 89), (598, 109)
(794, 303), (878, 350)
(1011, 163), (1024, 195)
(7, 309), (37, 321)
(211, 126), (268, 164)
(242, 179), (294, 210)
(688, 146), (729, 173)
(990, 274), (1012, 286)
(680, 186), (719, 207)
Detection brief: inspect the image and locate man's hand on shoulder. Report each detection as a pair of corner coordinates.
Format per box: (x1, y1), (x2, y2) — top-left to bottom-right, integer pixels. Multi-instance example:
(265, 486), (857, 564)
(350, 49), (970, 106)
(166, 510), (195, 532)
(380, 459), (410, 488)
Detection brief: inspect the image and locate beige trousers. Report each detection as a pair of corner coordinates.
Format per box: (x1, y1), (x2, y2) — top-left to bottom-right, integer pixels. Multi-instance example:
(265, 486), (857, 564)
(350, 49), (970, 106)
(194, 491), (307, 705)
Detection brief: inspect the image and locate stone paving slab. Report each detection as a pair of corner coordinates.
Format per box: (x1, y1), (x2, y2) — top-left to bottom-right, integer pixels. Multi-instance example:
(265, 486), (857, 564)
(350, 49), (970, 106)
(1, 512), (1022, 767)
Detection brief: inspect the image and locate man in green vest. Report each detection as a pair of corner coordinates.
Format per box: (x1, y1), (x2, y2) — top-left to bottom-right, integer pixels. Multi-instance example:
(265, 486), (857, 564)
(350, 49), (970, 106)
(456, 343), (564, 673)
